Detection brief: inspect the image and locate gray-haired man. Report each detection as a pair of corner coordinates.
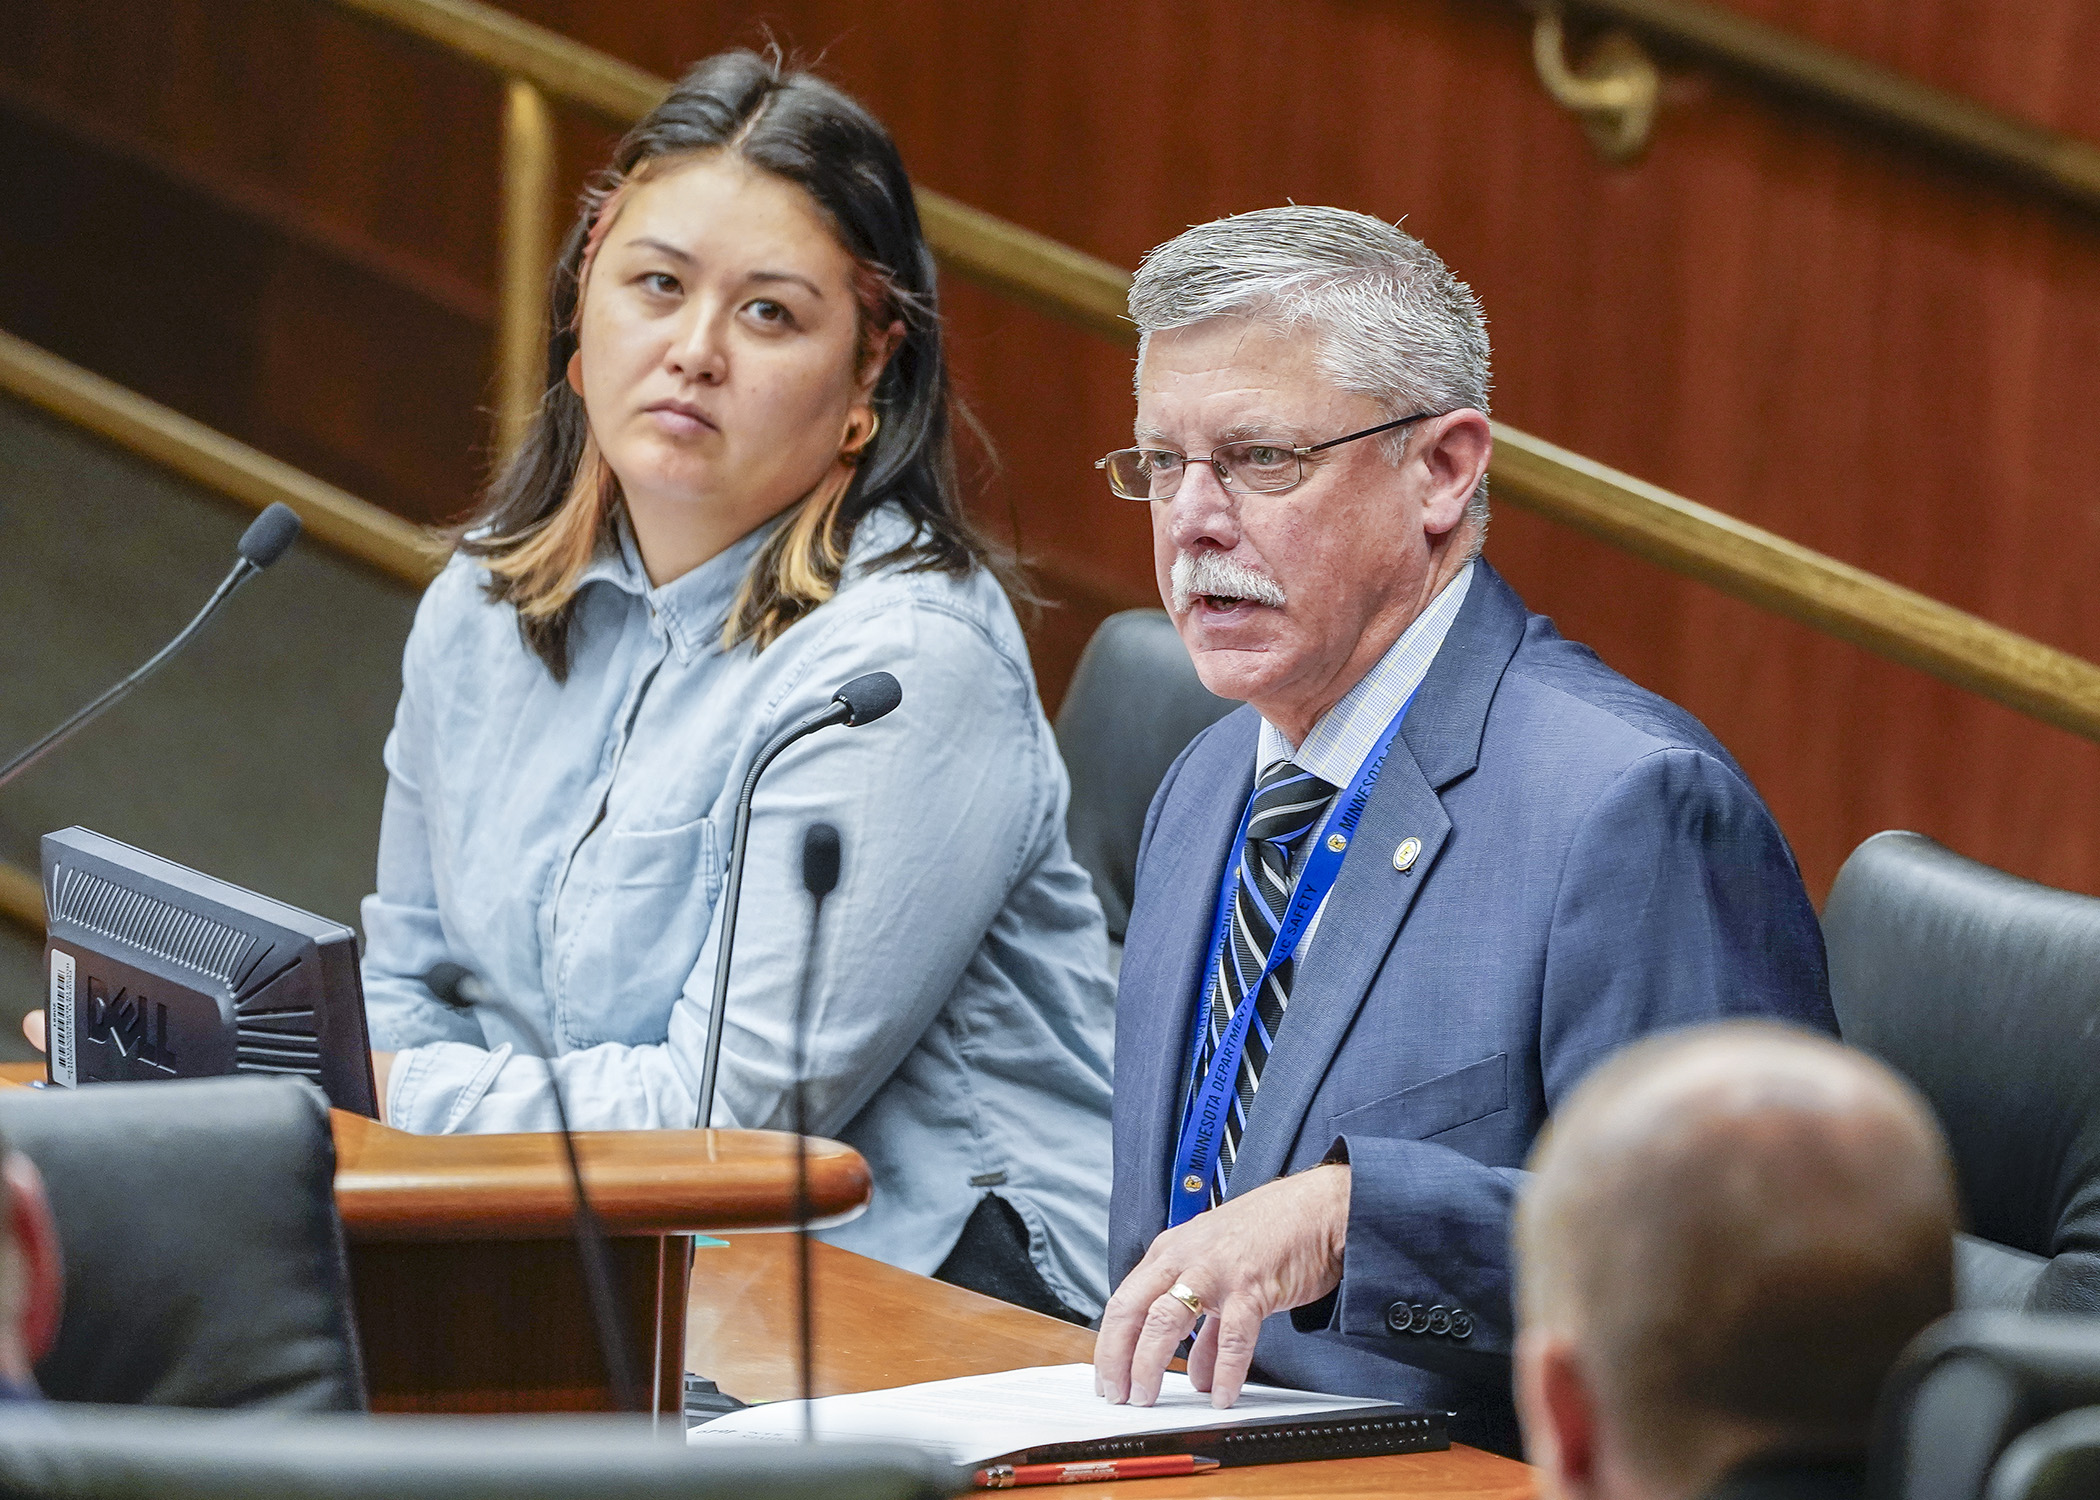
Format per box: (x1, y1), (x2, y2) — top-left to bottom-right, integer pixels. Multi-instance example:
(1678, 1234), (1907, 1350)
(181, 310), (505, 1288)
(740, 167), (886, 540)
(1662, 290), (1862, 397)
(1091, 207), (1833, 1452)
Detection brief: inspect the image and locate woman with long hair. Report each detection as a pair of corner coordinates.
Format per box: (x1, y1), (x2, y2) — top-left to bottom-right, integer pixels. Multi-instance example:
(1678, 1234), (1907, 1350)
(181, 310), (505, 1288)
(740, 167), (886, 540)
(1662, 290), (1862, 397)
(358, 51), (1113, 1320)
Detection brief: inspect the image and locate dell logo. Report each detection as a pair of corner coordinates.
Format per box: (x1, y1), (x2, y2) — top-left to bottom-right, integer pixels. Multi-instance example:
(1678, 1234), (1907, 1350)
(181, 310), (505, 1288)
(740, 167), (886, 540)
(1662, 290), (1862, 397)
(85, 979), (176, 1071)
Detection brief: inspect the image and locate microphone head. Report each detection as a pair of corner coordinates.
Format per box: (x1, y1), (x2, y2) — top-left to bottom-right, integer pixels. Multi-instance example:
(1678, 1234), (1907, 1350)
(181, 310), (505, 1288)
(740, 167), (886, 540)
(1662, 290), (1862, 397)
(237, 503), (303, 569)
(833, 671), (902, 727)
(421, 962), (475, 1010)
(801, 823), (842, 898)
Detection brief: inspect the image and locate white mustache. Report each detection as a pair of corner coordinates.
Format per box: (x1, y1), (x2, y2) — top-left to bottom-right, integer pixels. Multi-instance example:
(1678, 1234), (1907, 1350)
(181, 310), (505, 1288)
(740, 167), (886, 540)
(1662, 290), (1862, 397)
(1171, 551), (1287, 614)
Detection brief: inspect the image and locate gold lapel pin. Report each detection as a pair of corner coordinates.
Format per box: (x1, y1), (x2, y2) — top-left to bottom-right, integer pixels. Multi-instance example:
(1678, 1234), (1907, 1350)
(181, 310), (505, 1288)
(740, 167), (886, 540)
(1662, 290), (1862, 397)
(1393, 837), (1422, 872)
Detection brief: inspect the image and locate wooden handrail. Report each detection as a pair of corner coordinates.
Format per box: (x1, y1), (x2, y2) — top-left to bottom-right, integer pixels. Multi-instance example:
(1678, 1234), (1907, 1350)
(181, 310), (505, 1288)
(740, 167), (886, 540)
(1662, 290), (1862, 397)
(0, 332), (444, 943)
(1490, 429), (2100, 742)
(295, 0), (2100, 731)
(4, 382), (2100, 953)
(0, 330), (441, 589)
(6, 318), (2098, 758)
(319, 0), (1135, 346)
(4, 0), (2098, 954)
(1549, 0), (2100, 213)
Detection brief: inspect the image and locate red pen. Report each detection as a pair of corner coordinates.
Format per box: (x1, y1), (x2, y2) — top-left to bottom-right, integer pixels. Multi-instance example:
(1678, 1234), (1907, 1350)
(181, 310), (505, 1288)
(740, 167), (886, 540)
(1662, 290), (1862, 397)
(973, 1454), (1222, 1487)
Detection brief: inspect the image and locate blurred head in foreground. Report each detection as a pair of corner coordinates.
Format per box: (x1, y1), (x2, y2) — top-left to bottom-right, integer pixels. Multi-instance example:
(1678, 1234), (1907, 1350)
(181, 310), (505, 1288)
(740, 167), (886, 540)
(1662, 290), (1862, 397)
(1514, 1023), (1957, 1500)
(0, 1125), (61, 1398)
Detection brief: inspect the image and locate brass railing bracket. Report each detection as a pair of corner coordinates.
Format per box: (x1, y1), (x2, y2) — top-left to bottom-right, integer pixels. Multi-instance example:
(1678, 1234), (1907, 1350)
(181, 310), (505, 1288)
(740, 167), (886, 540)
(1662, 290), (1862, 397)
(497, 77), (559, 461)
(0, 862), (43, 937)
(1531, 3), (1660, 164)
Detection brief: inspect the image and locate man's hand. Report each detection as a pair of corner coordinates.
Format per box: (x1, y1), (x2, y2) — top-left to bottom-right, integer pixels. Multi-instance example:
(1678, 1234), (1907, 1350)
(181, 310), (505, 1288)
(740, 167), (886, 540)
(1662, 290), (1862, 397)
(1095, 1163), (1350, 1410)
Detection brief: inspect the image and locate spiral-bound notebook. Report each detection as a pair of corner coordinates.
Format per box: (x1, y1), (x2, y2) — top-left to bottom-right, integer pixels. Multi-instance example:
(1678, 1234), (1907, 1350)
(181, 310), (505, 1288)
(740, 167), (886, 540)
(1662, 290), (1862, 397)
(688, 1364), (1449, 1470)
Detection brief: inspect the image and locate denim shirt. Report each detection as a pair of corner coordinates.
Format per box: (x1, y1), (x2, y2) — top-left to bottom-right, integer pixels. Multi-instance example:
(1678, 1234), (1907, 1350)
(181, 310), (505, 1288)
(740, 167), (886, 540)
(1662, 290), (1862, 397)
(360, 507), (1116, 1313)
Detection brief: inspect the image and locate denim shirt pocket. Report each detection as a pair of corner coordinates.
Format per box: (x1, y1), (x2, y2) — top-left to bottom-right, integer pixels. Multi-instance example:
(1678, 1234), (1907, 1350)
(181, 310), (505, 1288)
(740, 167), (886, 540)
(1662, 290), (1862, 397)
(554, 817), (723, 1047)
(1330, 1052), (1510, 1143)
(605, 817), (725, 896)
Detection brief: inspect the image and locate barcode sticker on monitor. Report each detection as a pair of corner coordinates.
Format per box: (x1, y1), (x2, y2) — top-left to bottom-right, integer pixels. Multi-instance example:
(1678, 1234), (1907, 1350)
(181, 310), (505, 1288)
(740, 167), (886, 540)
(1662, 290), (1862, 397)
(48, 950), (76, 1089)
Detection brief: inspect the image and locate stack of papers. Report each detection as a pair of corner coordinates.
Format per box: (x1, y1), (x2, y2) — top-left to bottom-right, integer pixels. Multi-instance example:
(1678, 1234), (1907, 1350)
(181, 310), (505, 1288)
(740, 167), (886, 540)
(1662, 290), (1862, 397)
(687, 1363), (1389, 1465)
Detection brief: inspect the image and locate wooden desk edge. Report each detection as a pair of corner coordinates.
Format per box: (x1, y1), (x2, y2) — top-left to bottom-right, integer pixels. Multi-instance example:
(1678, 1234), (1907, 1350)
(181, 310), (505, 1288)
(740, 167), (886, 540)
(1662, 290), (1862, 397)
(332, 1110), (872, 1240)
(0, 1073), (872, 1239)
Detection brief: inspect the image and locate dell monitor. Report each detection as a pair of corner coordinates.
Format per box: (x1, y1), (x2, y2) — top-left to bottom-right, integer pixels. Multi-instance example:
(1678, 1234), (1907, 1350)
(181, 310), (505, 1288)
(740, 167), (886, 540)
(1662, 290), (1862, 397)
(39, 827), (378, 1117)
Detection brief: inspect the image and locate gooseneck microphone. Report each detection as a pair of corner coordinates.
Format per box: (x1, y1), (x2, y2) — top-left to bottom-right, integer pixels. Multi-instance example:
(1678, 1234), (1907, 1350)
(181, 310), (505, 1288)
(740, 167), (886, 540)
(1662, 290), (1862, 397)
(792, 822), (842, 1437)
(691, 671), (901, 1130)
(0, 502), (304, 792)
(421, 962), (640, 1415)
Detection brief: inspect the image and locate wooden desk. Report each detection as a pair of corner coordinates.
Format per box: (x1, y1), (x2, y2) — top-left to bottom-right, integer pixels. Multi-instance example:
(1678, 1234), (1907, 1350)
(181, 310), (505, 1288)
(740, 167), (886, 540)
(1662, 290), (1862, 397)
(687, 1234), (1535, 1499)
(0, 1065), (872, 1417)
(334, 1109), (867, 1416)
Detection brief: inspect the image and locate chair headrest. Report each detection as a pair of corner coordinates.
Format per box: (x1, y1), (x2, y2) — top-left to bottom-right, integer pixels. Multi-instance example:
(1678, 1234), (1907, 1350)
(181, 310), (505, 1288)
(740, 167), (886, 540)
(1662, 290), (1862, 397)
(1871, 1312), (2100, 1500)
(1823, 832), (2100, 1282)
(1053, 610), (1236, 940)
(0, 1075), (366, 1410)
(1987, 1405), (2100, 1500)
(0, 1407), (961, 1499)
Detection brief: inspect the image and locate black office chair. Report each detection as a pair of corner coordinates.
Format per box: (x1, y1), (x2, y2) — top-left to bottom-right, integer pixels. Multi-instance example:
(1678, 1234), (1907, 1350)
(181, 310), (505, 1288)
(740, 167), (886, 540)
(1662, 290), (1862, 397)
(1988, 1407), (2100, 1500)
(0, 1409), (959, 1499)
(1822, 832), (2100, 1314)
(1054, 609), (1235, 948)
(0, 1075), (366, 1411)
(1982, 1403), (2100, 1495)
(1869, 1313), (2100, 1500)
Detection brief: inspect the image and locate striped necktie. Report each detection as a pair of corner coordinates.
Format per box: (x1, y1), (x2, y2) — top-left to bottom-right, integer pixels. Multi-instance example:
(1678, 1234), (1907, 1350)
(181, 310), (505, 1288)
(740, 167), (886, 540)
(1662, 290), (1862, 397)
(1192, 759), (1340, 1207)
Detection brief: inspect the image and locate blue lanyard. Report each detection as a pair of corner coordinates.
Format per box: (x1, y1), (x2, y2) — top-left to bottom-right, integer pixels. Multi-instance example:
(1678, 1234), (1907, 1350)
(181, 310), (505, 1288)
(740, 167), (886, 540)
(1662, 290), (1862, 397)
(1166, 690), (1419, 1228)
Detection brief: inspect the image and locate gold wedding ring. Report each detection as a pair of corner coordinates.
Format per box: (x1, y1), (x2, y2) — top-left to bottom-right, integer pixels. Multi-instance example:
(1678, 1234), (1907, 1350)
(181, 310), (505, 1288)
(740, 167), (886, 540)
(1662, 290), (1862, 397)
(1168, 1282), (1204, 1316)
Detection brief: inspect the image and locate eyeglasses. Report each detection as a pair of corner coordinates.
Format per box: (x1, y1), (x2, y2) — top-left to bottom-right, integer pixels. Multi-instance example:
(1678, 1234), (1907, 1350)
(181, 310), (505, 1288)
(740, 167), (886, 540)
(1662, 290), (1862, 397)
(1094, 412), (1443, 501)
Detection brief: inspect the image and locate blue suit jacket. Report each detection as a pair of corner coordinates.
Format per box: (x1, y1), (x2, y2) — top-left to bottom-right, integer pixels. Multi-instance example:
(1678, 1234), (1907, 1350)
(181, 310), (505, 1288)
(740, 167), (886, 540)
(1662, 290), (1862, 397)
(1110, 563), (1833, 1453)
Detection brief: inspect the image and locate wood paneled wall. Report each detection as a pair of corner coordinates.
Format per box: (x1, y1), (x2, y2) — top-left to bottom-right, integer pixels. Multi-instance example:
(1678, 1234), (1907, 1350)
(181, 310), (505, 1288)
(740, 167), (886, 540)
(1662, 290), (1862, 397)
(4, 0), (2098, 899)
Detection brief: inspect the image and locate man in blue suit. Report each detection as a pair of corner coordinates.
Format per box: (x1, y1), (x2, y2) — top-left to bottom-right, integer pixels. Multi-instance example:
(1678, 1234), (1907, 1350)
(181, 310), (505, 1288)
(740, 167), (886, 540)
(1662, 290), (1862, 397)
(1090, 207), (1834, 1455)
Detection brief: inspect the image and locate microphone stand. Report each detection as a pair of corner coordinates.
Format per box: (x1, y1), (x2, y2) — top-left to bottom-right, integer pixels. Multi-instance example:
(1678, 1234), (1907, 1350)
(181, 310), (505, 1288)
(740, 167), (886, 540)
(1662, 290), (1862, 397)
(422, 966), (639, 1415)
(692, 700), (848, 1130)
(678, 675), (891, 1416)
(792, 822), (842, 1439)
(691, 671), (898, 1131)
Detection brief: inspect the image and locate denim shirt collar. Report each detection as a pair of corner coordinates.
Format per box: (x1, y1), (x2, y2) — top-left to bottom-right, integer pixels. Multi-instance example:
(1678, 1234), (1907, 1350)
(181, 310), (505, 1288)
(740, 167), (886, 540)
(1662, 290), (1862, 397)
(572, 510), (779, 665)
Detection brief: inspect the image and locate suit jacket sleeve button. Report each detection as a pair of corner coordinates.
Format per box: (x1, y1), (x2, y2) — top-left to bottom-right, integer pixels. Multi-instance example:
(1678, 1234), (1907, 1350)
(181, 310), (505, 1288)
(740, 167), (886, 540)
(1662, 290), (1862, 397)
(1385, 1302), (1410, 1334)
(1408, 1303), (1431, 1333)
(1450, 1310), (1474, 1340)
(1426, 1306), (1452, 1336)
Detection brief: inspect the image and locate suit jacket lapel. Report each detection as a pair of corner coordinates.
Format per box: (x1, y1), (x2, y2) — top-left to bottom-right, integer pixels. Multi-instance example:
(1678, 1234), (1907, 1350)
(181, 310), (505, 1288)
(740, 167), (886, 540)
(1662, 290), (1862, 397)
(1228, 563), (1532, 1191)
(1117, 707), (1258, 1236)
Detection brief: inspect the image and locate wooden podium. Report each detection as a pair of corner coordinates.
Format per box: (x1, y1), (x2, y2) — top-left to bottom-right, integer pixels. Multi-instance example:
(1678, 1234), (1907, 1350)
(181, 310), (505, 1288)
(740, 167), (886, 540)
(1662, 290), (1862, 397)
(329, 1108), (870, 1417)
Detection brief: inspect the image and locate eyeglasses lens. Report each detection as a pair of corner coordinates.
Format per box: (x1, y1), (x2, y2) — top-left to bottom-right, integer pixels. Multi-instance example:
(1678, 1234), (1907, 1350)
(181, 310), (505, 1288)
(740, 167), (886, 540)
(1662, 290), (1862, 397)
(1103, 444), (1307, 500)
(1214, 442), (1301, 493)
(1104, 450), (1179, 500)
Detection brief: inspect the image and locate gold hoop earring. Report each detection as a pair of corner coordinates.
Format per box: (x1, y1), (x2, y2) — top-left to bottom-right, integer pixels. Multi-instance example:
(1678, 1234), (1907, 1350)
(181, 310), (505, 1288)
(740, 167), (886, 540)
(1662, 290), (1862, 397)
(842, 410), (881, 463)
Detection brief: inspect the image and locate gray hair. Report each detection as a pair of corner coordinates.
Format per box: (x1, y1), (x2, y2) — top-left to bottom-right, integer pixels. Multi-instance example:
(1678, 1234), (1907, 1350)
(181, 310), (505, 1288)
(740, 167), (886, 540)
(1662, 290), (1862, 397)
(1129, 206), (1492, 537)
